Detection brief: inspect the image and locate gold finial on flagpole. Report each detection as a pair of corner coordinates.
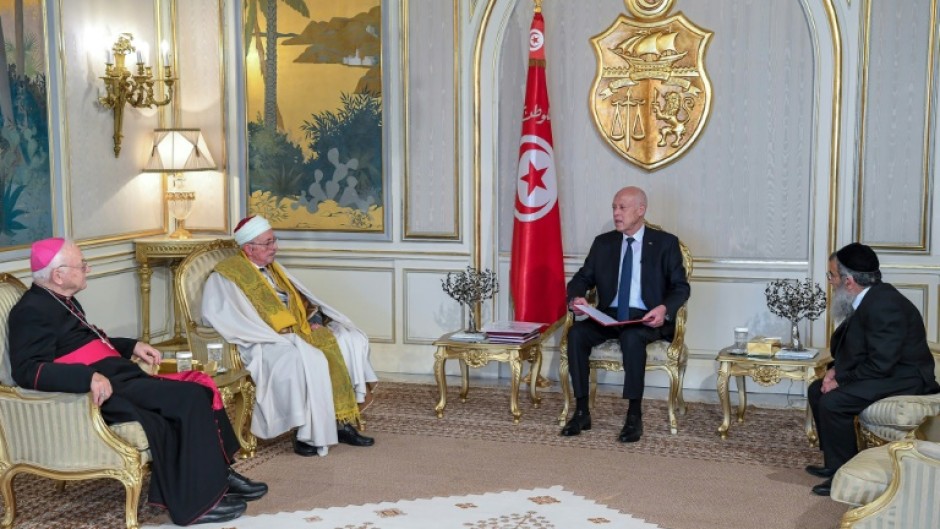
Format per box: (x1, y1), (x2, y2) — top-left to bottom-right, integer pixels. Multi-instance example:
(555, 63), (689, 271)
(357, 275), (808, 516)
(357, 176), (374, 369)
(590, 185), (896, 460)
(534, 0), (542, 13)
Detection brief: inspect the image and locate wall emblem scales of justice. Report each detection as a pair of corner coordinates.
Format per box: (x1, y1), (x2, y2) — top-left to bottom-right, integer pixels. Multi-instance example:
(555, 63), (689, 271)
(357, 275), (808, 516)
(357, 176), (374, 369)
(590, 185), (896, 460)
(590, 0), (713, 170)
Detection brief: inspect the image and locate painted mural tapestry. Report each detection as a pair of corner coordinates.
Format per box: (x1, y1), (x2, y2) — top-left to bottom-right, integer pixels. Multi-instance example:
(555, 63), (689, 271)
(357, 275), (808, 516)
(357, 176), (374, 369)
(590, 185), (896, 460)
(0, 0), (52, 248)
(244, 0), (383, 233)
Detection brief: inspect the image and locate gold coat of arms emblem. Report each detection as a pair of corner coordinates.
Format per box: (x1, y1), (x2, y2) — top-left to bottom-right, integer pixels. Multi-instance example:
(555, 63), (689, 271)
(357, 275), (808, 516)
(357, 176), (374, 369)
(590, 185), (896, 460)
(590, 11), (712, 170)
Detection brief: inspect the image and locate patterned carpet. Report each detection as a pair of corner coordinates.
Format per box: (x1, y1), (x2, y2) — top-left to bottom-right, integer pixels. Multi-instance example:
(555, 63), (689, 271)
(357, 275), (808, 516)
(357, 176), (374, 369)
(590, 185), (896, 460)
(0, 382), (820, 528)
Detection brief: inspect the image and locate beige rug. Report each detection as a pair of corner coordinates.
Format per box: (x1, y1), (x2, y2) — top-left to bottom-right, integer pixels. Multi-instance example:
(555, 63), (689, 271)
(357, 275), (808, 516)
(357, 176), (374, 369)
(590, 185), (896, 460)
(0, 382), (847, 529)
(142, 486), (661, 528)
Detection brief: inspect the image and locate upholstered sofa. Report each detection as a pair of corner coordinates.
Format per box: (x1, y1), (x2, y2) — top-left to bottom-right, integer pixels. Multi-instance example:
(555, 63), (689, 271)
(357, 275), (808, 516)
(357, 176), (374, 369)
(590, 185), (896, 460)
(832, 429), (940, 528)
(0, 274), (151, 529)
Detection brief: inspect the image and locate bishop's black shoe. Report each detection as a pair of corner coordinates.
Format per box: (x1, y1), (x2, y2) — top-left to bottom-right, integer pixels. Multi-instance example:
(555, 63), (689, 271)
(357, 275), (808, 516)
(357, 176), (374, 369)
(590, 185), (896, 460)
(338, 423), (374, 446)
(560, 410), (592, 436)
(811, 479), (833, 496)
(192, 496), (247, 524)
(225, 468), (268, 501)
(805, 465), (836, 478)
(618, 414), (643, 443)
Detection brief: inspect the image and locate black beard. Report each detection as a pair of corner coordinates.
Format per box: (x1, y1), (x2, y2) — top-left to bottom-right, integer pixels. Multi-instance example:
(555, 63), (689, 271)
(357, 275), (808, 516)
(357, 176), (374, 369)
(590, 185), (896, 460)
(830, 285), (855, 322)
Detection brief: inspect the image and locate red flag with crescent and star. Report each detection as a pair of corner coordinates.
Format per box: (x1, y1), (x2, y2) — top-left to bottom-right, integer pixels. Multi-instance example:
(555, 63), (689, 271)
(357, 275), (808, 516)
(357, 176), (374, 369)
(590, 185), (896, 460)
(510, 8), (566, 329)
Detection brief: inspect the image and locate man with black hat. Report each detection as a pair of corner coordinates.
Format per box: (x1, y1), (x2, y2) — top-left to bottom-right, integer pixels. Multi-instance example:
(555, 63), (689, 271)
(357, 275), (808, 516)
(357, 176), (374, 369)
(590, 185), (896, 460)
(805, 242), (939, 496)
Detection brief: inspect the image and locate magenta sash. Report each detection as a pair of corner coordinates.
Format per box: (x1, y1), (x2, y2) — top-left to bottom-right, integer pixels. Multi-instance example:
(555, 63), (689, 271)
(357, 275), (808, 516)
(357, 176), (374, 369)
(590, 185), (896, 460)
(55, 340), (224, 410)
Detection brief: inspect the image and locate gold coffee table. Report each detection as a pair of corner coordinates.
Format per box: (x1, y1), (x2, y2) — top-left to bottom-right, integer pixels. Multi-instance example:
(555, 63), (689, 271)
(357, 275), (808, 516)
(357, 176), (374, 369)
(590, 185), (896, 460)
(716, 346), (831, 445)
(433, 332), (543, 423)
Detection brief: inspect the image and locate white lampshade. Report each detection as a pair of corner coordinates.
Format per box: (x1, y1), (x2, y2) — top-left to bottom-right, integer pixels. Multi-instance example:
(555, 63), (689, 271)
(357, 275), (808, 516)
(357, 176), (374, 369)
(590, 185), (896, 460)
(143, 128), (216, 172)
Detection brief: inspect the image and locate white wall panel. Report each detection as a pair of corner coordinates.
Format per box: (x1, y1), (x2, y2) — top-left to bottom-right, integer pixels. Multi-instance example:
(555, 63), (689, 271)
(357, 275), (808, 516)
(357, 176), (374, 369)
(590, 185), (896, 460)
(403, 269), (465, 343)
(60, 0), (164, 240)
(176, 0), (228, 232)
(287, 265), (394, 342)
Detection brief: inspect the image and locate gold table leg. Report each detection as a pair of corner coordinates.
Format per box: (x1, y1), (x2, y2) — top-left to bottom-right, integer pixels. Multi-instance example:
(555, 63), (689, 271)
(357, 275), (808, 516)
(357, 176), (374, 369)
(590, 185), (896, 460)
(804, 365), (820, 446)
(137, 262), (153, 343)
(717, 360), (731, 439)
(736, 375), (747, 423)
(459, 359), (470, 402)
(528, 347), (542, 408)
(434, 346), (447, 418)
(509, 352), (522, 424)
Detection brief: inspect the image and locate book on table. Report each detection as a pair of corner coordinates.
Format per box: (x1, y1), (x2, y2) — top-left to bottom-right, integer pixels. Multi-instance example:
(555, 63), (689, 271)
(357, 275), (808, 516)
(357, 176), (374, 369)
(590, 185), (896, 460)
(775, 348), (819, 360)
(482, 321), (543, 344)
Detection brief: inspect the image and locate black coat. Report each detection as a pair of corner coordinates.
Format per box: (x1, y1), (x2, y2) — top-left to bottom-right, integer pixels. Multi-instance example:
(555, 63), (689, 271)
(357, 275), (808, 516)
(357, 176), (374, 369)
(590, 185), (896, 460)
(831, 282), (939, 398)
(566, 226), (690, 319)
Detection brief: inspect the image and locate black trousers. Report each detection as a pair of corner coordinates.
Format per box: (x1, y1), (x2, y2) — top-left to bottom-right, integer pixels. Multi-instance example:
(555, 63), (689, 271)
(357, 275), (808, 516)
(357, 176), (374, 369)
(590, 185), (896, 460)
(96, 358), (239, 525)
(808, 376), (927, 471)
(566, 308), (672, 401)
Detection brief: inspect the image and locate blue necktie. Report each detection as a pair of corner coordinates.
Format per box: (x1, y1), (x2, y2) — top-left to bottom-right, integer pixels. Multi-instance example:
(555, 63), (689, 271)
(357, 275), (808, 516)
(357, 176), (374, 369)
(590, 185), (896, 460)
(617, 237), (635, 321)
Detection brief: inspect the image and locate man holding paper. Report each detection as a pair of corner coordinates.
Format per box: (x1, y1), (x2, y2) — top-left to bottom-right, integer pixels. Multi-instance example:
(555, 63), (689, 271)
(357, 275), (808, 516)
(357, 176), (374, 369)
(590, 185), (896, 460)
(562, 187), (690, 442)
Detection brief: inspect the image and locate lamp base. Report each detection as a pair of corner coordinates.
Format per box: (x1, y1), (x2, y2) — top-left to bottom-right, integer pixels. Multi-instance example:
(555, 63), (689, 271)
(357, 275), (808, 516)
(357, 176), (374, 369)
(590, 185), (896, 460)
(168, 225), (192, 239)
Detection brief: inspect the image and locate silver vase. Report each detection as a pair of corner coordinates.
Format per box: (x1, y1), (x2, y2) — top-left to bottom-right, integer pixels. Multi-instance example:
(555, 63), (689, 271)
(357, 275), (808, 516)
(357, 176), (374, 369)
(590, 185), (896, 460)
(789, 320), (804, 351)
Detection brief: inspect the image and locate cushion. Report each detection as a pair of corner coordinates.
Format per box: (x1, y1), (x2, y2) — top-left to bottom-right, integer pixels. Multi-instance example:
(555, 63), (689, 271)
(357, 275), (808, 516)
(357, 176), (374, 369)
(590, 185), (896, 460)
(592, 339), (680, 366)
(831, 444), (892, 507)
(110, 421), (152, 464)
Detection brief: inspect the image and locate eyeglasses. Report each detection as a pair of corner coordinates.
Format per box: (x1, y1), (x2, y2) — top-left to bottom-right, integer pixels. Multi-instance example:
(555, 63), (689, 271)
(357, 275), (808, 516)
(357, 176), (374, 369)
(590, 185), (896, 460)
(247, 237), (278, 248)
(58, 259), (90, 272)
(826, 271), (838, 281)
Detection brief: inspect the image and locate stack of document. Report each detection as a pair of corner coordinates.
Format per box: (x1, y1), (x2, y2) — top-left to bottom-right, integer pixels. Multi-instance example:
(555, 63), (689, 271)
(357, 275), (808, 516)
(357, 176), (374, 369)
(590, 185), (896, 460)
(482, 321), (543, 344)
(775, 348), (819, 360)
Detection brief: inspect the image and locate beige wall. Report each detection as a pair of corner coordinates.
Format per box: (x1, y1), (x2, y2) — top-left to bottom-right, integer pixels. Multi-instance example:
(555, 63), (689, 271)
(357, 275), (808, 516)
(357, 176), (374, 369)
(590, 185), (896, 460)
(3, 0), (938, 396)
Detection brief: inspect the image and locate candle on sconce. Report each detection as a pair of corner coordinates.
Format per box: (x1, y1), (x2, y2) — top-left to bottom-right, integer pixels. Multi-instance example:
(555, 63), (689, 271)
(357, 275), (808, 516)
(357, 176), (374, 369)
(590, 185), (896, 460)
(161, 41), (171, 67)
(106, 48), (113, 64)
(136, 49), (143, 64)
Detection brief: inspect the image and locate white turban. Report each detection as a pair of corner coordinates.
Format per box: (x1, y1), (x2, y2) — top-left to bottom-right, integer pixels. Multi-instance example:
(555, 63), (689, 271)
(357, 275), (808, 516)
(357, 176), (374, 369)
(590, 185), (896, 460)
(234, 215), (272, 246)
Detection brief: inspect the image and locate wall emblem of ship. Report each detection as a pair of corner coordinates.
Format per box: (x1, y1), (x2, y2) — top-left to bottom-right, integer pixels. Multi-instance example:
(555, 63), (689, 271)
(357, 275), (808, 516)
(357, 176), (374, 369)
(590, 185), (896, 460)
(590, 12), (713, 170)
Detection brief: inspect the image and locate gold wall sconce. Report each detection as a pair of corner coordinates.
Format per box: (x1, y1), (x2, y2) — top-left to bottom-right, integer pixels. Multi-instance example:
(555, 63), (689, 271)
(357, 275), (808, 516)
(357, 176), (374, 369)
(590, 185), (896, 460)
(142, 128), (217, 239)
(99, 33), (175, 157)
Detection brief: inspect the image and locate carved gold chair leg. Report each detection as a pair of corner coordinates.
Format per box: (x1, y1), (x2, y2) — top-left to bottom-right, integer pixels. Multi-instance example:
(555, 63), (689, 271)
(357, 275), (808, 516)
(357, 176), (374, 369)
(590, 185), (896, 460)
(1, 469), (17, 529)
(588, 368), (599, 410)
(677, 360), (688, 415)
(123, 477), (143, 529)
(557, 354), (572, 426)
(54, 480), (66, 492)
(663, 366), (680, 435)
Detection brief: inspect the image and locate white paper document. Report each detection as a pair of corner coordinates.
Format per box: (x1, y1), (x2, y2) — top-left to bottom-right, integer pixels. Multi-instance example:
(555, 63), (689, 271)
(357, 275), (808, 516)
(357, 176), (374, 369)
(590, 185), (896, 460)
(574, 304), (643, 326)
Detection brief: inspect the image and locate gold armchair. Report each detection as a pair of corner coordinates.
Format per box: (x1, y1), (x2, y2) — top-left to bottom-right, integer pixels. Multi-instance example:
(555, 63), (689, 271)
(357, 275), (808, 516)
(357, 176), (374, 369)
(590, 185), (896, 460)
(175, 239), (257, 458)
(0, 274), (151, 529)
(557, 225), (693, 435)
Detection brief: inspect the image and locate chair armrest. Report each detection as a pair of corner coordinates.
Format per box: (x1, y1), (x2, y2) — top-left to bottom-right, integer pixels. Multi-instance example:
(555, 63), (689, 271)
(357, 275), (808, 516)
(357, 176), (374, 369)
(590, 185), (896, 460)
(859, 394), (940, 442)
(836, 440), (940, 529)
(0, 386), (140, 471)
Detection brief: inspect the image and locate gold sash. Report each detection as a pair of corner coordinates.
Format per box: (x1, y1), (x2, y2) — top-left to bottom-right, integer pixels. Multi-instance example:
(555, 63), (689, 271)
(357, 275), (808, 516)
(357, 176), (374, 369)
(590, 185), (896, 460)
(215, 253), (360, 425)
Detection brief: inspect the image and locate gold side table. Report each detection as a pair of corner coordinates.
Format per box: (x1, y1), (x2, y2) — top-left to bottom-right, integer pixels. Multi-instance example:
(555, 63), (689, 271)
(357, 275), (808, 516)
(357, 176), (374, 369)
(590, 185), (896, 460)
(134, 236), (227, 350)
(433, 332), (543, 423)
(716, 346), (831, 445)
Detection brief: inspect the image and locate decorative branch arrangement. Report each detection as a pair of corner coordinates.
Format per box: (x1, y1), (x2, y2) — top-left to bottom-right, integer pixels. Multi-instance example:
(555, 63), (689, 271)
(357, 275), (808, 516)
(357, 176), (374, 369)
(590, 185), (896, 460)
(442, 267), (499, 333)
(764, 278), (827, 351)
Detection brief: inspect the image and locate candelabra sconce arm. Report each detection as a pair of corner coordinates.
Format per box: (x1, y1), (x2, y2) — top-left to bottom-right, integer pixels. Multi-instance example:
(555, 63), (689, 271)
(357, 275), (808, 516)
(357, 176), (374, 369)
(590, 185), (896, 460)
(98, 33), (176, 157)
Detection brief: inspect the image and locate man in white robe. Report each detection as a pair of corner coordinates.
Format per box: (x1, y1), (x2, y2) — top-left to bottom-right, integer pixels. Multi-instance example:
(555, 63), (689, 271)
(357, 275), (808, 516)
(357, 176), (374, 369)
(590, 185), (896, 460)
(202, 216), (378, 456)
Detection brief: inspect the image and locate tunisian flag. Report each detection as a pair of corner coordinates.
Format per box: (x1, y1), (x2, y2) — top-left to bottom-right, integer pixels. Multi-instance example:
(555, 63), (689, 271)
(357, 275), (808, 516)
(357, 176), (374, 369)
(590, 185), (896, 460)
(510, 9), (566, 328)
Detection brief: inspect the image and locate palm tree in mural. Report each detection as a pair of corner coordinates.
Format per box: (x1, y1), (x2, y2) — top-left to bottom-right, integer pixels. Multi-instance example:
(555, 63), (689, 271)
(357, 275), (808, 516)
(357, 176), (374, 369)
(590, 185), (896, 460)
(243, 0), (310, 132)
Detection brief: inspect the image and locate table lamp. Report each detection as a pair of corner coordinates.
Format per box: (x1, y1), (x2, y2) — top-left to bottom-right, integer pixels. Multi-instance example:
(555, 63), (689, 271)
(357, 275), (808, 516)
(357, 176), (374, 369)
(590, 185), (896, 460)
(143, 128), (217, 239)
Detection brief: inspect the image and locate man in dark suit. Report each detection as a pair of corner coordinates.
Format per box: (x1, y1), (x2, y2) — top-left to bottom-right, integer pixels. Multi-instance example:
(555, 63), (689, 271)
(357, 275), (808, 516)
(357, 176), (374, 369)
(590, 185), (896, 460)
(563, 186), (690, 442)
(806, 243), (939, 496)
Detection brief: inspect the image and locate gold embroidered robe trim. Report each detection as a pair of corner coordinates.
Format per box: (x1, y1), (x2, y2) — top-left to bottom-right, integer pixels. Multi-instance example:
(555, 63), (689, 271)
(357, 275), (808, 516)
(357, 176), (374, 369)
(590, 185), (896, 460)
(215, 254), (360, 425)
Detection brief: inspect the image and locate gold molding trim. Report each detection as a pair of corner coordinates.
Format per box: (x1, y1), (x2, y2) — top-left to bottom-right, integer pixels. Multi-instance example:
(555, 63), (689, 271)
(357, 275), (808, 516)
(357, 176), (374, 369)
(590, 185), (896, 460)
(824, 0), (843, 339)
(856, 0), (935, 252)
(402, 0), (461, 240)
